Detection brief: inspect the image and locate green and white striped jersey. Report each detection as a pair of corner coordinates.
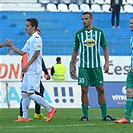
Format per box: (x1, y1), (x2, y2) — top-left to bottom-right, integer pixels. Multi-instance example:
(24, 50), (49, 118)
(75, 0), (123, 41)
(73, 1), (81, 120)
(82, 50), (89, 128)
(74, 26), (107, 68)
(130, 36), (133, 67)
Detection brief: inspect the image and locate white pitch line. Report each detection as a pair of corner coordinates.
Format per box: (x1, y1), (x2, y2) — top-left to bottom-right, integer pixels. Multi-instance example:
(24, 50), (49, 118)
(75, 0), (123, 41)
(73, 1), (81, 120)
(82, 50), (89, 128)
(2, 123), (96, 129)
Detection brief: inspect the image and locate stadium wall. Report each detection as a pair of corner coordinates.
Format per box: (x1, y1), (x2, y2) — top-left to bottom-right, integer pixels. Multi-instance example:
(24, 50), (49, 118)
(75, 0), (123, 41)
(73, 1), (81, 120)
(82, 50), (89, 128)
(0, 55), (128, 108)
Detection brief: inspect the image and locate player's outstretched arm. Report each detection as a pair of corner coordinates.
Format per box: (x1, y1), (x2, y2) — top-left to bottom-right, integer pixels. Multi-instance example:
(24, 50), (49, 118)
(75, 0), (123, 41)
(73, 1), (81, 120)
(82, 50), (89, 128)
(5, 40), (25, 56)
(0, 43), (5, 48)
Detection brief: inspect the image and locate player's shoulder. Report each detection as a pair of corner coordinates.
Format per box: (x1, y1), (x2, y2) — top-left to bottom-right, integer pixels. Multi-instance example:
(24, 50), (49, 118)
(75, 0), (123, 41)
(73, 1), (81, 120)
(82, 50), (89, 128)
(93, 26), (103, 32)
(75, 28), (84, 34)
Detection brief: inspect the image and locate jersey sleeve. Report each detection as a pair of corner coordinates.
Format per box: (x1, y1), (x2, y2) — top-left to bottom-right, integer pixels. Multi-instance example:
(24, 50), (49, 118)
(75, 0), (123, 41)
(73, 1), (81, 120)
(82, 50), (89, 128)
(100, 30), (107, 47)
(74, 32), (80, 50)
(33, 36), (42, 51)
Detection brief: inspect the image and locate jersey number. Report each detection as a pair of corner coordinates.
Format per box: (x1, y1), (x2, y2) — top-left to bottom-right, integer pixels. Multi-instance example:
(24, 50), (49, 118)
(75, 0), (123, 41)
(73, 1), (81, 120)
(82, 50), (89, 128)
(79, 77), (84, 84)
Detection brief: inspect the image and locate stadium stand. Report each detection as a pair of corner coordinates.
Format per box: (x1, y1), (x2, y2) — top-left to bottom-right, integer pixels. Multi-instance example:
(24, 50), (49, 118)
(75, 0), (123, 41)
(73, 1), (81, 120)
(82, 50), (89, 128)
(0, 1), (133, 55)
(124, 4), (133, 13)
(91, 4), (103, 12)
(127, 0), (133, 4)
(46, 3), (59, 12)
(68, 4), (81, 12)
(58, 3), (70, 12)
(80, 3), (92, 12)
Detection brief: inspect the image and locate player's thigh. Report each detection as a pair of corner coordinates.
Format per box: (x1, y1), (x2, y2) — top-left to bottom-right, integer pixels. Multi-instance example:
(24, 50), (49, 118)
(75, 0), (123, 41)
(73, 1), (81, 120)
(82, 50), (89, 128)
(78, 67), (89, 86)
(90, 67), (104, 86)
(126, 72), (133, 89)
(27, 74), (41, 93)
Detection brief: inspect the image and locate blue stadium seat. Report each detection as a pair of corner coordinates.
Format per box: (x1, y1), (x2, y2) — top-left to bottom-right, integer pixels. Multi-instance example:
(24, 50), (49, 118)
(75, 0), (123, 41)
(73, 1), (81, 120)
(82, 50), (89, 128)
(0, 12), (132, 55)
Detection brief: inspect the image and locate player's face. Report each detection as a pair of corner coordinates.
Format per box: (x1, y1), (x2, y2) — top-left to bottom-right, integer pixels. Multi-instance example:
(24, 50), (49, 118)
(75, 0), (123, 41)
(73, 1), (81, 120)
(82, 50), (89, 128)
(129, 18), (133, 31)
(82, 14), (92, 28)
(25, 21), (35, 36)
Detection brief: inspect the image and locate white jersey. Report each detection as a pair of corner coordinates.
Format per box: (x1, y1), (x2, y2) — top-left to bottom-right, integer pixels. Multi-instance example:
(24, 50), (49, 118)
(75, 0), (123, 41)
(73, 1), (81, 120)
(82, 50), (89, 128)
(22, 32), (42, 75)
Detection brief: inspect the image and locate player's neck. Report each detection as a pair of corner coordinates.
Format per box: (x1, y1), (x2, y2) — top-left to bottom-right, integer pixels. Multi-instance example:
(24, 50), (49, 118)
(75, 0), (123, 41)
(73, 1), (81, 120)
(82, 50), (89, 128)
(84, 25), (92, 31)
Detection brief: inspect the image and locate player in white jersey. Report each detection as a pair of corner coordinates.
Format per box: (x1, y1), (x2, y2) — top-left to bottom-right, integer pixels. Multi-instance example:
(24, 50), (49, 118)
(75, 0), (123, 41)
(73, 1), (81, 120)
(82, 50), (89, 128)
(4, 18), (56, 122)
(115, 17), (133, 124)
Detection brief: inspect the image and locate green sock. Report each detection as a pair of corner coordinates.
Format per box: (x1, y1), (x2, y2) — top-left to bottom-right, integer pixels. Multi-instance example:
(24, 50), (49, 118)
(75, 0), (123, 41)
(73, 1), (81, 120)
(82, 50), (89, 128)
(100, 103), (107, 118)
(82, 104), (88, 118)
(124, 97), (133, 121)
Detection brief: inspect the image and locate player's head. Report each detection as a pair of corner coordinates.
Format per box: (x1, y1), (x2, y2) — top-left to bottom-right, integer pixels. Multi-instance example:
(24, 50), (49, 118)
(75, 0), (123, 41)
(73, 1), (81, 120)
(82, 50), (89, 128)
(25, 18), (38, 36)
(82, 12), (93, 28)
(129, 17), (133, 31)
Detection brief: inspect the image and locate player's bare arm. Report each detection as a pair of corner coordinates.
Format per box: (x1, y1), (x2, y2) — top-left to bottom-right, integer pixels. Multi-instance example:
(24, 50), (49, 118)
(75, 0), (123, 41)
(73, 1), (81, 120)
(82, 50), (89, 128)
(103, 46), (109, 73)
(0, 43), (5, 48)
(5, 40), (25, 56)
(22, 50), (40, 73)
(70, 49), (78, 77)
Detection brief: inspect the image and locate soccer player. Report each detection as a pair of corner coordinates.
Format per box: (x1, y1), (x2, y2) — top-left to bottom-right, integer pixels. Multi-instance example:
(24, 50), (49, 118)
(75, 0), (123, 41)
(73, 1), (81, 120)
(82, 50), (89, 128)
(114, 17), (133, 124)
(70, 12), (116, 121)
(19, 55), (50, 120)
(4, 18), (56, 122)
(18, 28), (50, 120)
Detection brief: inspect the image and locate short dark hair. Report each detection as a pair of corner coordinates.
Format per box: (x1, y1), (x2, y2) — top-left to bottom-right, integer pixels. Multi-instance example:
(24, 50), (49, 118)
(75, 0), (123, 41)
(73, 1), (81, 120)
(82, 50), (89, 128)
(82, 12), (92, 19)
(56, 57), (61, 62)
(26, 18), (38, 29)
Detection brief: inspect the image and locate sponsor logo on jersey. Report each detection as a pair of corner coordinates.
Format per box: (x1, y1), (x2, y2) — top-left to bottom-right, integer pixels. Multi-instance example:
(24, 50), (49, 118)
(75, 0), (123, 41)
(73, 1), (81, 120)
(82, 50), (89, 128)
(84, 38), (95, 47)
(37, 44), (41, 48)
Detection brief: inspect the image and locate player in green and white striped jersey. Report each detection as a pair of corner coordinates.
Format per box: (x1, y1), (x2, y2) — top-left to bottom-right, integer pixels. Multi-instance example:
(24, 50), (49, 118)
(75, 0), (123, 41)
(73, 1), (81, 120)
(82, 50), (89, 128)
(70, 12), (116, 121)
(115, 17), (133, 124)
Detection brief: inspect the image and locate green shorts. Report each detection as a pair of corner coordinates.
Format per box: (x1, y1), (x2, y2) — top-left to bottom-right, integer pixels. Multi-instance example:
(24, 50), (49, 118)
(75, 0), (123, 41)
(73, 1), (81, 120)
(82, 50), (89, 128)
(78, 67), (104, 86)
(126, 71), (133, 89)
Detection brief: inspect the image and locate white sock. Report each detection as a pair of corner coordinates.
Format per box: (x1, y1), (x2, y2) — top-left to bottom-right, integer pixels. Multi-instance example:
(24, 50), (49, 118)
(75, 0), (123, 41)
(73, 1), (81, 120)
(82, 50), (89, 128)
(29, 93), (52, 112)
(21, 92), (29, 119)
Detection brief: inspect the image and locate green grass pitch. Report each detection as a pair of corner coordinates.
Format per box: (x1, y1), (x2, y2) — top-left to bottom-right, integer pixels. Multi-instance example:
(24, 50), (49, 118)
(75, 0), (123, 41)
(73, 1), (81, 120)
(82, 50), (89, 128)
(0, 108), (133, 133)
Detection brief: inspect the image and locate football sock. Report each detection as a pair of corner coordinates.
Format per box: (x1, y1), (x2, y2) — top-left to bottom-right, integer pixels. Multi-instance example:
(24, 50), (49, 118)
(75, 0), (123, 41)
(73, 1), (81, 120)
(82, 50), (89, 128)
(100, 102), (107, 118)
(124, 97), (133, 121)
(82, 104), (89, 118)
(29, 93), (52, 112)
(19, 99), (23, 116)
(35, 102), (41, 114)
(21, 92), (29, 119)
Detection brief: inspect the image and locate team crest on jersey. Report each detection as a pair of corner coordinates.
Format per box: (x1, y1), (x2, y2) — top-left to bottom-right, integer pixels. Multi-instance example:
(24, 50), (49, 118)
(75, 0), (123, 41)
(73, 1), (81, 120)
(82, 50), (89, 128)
(37, 44), (41, 48)
(84, 38), (95, 47)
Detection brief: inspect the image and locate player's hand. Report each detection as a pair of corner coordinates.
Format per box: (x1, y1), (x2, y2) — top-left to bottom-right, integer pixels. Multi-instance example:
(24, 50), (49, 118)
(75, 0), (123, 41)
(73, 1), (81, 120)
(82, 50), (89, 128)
(22, 64), (29, 73)
(103, 63), (109, 73)
(130, 67), (133, 73)
(4, 40), (12, 47)
(70, 62), (78, 79)
(46, 74), (51, 80)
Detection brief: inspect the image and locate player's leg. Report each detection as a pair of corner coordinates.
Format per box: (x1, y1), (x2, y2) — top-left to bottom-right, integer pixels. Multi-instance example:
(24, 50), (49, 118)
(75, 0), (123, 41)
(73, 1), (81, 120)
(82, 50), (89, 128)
(34, 82), (47, 119)
(18, 99), (23, 118)
(78, 67), (89, 121)
(115, 72), (133, 124)
(92, 67), (116, 121)
(28, 74), (56, 122)
(14, 74), (30, 122)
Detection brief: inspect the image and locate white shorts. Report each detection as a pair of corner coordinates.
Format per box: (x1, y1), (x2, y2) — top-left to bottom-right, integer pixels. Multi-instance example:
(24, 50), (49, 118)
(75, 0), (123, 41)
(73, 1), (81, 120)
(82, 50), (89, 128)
(21, 73), (41, 93)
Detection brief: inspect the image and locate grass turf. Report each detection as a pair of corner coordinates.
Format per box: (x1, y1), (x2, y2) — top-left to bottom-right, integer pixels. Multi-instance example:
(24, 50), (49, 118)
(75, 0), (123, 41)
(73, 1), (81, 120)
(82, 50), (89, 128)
(0, 108), (133, 133)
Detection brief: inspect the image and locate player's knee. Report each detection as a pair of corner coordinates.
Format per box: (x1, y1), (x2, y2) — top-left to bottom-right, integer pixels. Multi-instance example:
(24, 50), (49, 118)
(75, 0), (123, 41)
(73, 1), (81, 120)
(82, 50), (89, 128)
(126, 89), (133, 97)
(81, 86), (88, 94)
(96, 86), (104, 94)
